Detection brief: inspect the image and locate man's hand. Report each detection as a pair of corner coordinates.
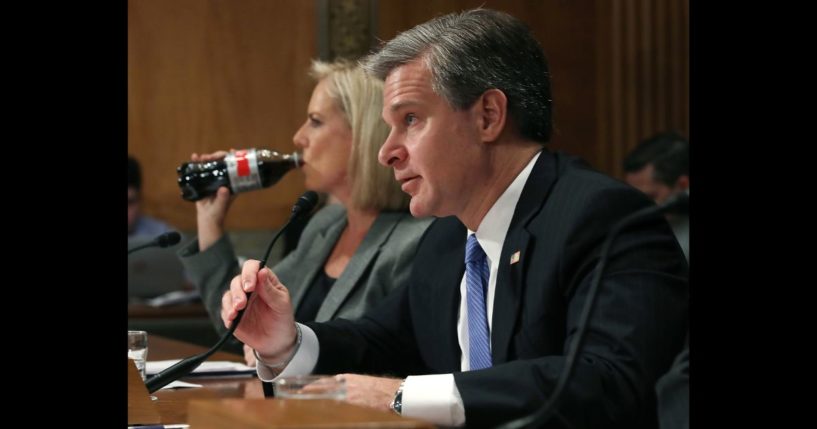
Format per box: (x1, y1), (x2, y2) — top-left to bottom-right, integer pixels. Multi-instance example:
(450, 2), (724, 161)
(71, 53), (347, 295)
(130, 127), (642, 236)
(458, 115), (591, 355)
(221, 262), (298, 359)
(338, 374), (403, 412)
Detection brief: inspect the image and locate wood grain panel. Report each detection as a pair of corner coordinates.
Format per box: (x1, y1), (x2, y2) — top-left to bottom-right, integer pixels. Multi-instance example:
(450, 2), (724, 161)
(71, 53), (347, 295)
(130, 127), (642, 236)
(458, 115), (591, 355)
(128, 0), (316, 230)
(188, 398), (434, 428)
(596, 0), (689, 178)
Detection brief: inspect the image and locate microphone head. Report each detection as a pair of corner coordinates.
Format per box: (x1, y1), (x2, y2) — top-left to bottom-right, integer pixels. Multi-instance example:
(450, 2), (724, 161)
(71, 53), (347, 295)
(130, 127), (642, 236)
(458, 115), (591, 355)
(156, 231), (182, 248)
(291, 191), (319, 217)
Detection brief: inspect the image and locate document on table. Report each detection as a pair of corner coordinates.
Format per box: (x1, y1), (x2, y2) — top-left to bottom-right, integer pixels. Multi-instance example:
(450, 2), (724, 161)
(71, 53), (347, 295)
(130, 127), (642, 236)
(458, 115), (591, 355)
(146, 360), (256, 378)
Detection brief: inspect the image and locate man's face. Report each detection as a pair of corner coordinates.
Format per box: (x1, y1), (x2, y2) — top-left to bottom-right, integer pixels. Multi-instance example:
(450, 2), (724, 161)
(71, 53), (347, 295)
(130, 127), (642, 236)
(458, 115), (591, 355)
(128, 186), (141, 234)
(624, 164), (676, 205)
(378, 59), (484, 219)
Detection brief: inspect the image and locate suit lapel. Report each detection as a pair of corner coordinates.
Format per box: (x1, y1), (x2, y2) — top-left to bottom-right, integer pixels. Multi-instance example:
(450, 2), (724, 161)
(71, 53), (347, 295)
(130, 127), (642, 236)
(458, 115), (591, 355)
(290, 216), (346, 311)
(491, 150), (559, 363)
(423, 217), (466, 372)
(315, 212), (406, 321)
(492, 229), (530, 363)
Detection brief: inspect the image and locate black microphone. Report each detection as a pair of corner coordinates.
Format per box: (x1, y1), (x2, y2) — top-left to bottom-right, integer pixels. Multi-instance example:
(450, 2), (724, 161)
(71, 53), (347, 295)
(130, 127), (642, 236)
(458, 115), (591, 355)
(145, 191), (319, 393)
(291, 191), (319, 218)
(127, 231), (182, 254)
(496, 192), (689, 429)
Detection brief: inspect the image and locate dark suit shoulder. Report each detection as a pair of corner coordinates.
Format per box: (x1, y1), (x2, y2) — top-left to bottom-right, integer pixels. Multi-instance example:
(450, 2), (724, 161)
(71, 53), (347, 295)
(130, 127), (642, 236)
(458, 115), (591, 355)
(410, 216), (465, 270)
(419, 216), (464, 246)
(548, 152), (656, 226)
(554, 152), (641, 194)
(539, 157), (668, 252)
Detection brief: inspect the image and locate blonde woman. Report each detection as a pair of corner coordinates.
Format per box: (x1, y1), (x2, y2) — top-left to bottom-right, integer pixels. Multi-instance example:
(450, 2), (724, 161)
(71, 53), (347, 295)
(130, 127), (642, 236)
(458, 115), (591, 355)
(178, 60), (432, 362)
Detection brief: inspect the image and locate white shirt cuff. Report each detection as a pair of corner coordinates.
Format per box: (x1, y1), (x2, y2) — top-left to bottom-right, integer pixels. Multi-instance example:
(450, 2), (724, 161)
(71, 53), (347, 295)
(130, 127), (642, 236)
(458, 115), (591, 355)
(402, 373), (466, 427)
(256, 323), (319, 381)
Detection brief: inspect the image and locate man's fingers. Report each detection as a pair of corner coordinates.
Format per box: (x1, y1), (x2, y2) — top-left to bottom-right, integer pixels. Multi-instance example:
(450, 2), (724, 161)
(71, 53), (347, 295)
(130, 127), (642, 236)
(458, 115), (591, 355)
(240, 259), (263, 293)
(254, 268), (290, 305)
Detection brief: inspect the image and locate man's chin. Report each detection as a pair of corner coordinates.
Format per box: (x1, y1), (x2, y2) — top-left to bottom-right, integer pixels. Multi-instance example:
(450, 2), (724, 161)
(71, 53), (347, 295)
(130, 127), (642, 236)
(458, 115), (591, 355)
(409, 196), (450, 219)
(408, 198), (432, 219)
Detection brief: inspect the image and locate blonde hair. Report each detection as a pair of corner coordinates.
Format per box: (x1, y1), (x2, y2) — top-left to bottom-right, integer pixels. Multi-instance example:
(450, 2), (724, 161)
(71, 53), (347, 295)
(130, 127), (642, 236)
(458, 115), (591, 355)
(310, 59), (409, 211)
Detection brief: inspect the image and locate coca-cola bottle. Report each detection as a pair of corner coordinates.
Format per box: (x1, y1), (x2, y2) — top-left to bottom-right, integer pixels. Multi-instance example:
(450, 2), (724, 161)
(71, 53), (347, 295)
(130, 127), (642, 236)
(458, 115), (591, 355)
(177, 149), (301, 202)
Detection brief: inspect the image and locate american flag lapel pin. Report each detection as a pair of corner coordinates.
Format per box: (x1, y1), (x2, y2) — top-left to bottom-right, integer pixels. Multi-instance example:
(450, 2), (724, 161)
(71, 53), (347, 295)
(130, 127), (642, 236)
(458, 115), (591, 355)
(510, 250), (521, 265)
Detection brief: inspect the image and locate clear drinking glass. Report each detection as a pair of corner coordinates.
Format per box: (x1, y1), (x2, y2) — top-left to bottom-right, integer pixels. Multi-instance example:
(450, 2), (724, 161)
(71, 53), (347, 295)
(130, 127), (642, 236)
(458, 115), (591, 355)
(273, 375), (346, 400)
(127, 330), (148, 381)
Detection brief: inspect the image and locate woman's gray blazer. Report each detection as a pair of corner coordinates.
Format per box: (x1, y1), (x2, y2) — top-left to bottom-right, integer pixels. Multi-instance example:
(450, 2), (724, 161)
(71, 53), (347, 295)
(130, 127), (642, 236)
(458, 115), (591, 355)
(178, 204), (433, 336)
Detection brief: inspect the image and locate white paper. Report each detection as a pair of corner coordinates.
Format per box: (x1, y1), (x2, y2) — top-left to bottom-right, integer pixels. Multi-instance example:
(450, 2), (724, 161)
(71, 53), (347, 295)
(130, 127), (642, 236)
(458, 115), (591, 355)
(146, 359), (256, 377)
(160, 380), (202, 390)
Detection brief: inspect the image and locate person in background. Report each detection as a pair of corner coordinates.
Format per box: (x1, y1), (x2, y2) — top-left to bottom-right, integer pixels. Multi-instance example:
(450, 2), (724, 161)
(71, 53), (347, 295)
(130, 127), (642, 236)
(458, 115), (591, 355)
(177, 59), (433, 362)
(623, 131), (689, 261)
(222, 9), (688, 428)
(128, 155), (173, 238)
(623, 133), (691, 429)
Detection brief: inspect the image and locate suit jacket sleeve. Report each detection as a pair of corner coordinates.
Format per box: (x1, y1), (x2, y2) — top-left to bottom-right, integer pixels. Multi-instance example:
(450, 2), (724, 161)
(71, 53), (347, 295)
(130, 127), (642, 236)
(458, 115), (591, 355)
(307, 280), (435, 378)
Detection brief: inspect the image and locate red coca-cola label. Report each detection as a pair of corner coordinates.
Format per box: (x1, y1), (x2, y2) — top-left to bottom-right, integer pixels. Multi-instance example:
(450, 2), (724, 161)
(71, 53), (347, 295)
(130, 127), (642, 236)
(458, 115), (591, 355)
(235, 150), (251, 177)
(226, 149), (262, 193)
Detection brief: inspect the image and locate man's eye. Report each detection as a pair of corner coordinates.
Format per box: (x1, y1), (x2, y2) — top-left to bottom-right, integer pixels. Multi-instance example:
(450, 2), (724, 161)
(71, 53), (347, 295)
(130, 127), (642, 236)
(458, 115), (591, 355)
(405, 113), (417, 126)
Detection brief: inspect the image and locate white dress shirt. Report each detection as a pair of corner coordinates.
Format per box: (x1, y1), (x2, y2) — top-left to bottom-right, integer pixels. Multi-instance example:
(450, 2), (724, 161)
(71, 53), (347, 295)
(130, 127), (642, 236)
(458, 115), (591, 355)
(258, 151), (542, 427)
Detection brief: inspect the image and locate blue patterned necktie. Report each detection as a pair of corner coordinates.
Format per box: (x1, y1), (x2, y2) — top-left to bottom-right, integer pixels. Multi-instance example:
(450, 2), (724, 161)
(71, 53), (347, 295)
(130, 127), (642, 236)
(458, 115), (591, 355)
(466, 234), (492, 370)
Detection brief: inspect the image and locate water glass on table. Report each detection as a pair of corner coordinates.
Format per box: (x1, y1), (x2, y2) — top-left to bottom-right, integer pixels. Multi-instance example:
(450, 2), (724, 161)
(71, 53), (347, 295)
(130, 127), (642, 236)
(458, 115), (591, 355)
(127, 330), (148, 381)
(274, 375), (346, 400)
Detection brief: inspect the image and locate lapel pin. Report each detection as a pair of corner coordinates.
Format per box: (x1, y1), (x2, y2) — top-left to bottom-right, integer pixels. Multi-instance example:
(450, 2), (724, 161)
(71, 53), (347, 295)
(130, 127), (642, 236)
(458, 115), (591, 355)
(510, 250), (521, 265)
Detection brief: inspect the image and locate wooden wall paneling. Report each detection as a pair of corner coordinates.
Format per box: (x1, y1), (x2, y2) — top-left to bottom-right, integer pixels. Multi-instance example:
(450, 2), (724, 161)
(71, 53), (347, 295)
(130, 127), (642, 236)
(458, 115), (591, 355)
(596, 0), (689, 178)
(128, 0), (316, 231)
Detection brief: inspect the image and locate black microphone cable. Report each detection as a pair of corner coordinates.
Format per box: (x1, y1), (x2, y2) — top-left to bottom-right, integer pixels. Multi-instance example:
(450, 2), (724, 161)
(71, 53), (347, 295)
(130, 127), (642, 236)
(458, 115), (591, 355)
(145, 191), (319, 393)
(496, 192), (689, 429)
(127, 231), (182, 254)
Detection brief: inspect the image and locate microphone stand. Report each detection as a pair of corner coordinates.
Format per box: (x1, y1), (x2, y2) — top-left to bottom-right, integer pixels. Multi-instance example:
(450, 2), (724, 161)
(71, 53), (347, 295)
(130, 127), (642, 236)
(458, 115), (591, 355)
(496, 192), (689, 429)
(145, 192), (318, 393)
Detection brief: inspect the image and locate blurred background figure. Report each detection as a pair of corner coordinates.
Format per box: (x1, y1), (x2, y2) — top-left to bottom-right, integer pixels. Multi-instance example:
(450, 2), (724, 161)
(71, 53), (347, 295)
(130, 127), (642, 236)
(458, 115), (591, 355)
(177, 59), (433, 360)
(128, 155), (191, 303)
(623, 131), (690, 429)
(129, 155), (173, 238)
(623, 131), (689, 261)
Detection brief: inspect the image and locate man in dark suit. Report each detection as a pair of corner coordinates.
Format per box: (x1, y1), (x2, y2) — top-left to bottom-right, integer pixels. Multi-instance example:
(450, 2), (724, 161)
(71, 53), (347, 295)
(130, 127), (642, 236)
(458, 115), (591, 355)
(222, 8), (688, 428)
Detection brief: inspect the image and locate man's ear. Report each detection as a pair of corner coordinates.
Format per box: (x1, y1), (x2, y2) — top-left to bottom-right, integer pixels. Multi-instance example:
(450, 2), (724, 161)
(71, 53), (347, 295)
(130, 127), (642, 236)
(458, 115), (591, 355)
(473, 89), (508, 143)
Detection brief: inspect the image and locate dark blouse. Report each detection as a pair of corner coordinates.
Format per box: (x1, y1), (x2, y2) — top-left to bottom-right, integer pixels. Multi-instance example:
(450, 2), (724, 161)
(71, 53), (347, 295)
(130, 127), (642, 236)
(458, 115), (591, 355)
(294, 269), (337, 322)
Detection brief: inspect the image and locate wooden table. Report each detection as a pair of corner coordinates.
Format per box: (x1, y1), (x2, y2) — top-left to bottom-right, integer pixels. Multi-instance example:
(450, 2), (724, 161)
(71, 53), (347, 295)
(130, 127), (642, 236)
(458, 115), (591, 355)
(143, 336), (433, 428)
(148, 335), (264, 424)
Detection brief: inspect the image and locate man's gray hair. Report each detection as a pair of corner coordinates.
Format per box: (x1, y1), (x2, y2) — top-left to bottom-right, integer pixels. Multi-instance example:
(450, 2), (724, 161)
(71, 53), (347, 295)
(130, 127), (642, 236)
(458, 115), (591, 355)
(362, 8), (552, 144)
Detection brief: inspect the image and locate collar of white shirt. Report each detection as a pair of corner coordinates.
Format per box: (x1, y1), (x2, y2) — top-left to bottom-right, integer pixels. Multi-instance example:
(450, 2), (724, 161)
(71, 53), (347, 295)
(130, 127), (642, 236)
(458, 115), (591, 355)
(468, 150), (542, 264)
